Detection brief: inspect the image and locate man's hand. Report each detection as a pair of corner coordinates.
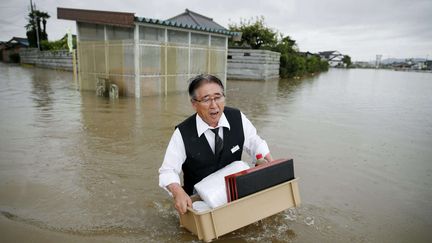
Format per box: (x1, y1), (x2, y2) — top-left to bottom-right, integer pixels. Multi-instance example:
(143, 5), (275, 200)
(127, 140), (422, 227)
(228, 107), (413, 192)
(265, 153), (273, 162)
(167, 183), (192, 214)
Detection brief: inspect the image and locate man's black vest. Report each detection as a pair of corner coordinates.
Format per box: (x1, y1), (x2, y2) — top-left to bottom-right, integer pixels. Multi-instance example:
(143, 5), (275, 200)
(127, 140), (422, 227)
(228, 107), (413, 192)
(176, 107), (244, 195)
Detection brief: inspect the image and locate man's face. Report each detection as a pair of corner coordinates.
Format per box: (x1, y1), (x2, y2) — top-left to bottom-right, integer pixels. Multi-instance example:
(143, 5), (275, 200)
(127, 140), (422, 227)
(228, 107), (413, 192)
(192, 82), (225, 128)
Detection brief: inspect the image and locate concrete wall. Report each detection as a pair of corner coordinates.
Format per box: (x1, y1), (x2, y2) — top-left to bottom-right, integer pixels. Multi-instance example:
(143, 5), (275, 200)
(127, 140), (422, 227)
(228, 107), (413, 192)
(20, 48), (74, 71)
(227, 49), (280, 80)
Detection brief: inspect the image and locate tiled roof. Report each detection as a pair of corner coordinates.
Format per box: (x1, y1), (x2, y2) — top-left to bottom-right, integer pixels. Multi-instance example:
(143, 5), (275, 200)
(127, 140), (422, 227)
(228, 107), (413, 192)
(166, 9), (226, 31)
(136, 9), (240, 36)
(318, 51), (337, 58)
(7, 37), (29, 47)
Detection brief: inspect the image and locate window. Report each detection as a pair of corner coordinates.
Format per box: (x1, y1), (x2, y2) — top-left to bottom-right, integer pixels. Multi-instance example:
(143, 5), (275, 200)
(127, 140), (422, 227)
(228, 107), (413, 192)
(78, 22), (104, 41)
(106, 26), (134, 40)
(211, 36), (226, 47)
(167, 30), (188, 44)
(191, 33), (208, 46)
(140, 26), (165, 42)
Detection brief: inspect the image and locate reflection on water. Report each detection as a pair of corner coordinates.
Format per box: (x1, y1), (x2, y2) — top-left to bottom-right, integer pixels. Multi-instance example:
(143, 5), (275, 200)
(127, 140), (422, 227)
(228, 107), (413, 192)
(1, 63), (431, 242)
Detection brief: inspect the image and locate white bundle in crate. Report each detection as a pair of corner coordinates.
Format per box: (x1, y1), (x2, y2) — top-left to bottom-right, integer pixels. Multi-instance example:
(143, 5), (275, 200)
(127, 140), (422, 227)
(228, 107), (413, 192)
(194, 161), (250, 209)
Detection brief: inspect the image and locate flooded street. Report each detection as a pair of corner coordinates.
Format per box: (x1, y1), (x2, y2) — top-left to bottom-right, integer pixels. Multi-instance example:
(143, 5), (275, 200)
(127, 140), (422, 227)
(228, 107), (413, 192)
(1, 63), (431, 242)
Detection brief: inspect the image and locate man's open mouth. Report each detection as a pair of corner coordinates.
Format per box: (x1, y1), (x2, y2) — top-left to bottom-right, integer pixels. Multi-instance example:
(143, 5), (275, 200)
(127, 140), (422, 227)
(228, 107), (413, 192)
(210, 111), (219, 116)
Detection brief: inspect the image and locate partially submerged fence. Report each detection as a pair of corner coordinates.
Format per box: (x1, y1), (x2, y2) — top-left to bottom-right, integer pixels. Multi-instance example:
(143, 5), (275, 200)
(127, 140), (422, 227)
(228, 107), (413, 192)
(227, 49), (280, 80)
(20, 48), (74, 71)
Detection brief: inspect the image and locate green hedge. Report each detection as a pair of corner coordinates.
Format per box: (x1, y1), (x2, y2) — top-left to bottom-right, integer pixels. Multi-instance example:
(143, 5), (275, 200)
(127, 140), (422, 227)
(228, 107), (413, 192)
(40, 37), (76, 51)
(229, 17), (329, 78)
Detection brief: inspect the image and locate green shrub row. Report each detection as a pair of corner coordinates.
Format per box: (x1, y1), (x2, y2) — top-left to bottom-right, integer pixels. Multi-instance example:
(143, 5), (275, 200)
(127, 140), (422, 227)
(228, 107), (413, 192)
(229, 16), (329, 78)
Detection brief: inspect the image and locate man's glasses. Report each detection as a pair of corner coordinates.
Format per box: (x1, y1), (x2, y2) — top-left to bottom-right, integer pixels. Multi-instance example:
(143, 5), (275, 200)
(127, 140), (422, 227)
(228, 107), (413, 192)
(193, 95), (225, 106)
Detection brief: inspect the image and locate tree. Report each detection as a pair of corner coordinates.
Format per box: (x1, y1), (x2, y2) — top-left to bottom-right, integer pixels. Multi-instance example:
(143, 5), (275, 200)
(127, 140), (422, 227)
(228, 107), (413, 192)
(25, 1), (50, 49)
(229, 16), (329, 78)
(228, 16), (277, 49)
(342, 55), (352, 68)
(272, 35), (298, 54)
(40, 34), (77, 51)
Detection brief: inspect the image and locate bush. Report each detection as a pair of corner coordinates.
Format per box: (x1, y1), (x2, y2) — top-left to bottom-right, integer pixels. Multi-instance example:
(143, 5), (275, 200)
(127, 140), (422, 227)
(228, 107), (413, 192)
(229, 16), (277, 49)
(229, 16), (329, 78)
(279, 55), (328, 78)
(40, 37), (76, 51)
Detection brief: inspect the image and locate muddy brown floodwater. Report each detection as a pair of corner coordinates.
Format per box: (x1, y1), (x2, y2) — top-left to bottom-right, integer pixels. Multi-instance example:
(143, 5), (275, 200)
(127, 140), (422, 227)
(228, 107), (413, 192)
(1, 63), (431, 242)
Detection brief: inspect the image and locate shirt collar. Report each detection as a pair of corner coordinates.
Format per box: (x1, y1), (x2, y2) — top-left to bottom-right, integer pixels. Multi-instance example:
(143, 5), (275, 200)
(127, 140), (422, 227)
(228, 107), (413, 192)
(196, 112), (231, 137)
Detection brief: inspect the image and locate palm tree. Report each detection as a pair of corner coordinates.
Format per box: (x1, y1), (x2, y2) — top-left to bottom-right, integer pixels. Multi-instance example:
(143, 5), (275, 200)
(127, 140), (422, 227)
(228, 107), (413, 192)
(25, 1), (50, 49)
(37, 10), (50, 36)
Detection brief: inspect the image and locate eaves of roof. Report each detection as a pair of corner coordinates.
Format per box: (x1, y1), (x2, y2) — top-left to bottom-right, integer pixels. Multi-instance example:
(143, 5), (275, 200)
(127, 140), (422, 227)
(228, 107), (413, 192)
(135, 17), (240, 37)
(56, 7), (241, 37)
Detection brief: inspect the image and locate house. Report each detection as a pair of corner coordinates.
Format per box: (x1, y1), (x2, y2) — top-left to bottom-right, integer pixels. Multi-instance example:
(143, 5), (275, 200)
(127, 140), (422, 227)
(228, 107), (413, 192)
(299, 51), (319, 58)
(425, 60), (432, 70)
(0, 41), (6, 61)
(318, 50), (344, 67)
(1, 37), (29, 63)
(353, 61), (373, 68)
(412, 61), (426, 70)
(58, 7), (240, 97)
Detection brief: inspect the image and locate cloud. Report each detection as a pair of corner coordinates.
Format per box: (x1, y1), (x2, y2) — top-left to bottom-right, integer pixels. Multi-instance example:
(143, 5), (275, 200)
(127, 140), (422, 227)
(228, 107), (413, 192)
(1, 0), (430, 61)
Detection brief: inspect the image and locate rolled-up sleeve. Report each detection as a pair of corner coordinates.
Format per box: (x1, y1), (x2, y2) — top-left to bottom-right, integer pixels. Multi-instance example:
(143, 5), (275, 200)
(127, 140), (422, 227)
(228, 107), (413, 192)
(241, 112), (270, 159)
(158, 128), (186, 194)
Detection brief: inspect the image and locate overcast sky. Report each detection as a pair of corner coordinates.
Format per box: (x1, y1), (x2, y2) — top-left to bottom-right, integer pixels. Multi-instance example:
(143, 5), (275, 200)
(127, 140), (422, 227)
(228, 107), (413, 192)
(1, 0), (431, 61)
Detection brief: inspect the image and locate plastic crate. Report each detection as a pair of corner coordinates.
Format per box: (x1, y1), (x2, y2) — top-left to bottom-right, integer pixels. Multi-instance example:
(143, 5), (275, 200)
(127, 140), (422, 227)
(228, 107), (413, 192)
(179, 178), (301, 242)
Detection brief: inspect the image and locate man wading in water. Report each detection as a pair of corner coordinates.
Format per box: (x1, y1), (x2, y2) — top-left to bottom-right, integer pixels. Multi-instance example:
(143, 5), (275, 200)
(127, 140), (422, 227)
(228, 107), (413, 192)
(158, 74), (273, 214)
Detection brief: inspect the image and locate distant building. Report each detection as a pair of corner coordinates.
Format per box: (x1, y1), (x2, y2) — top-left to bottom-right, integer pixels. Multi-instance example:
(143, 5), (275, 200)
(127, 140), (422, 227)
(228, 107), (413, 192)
(352, 61), (373, 68)
(412, 61), (426, 70)
(299, 51), (319, 58)
(0, 37), (29, 63)
(318, 51), (344, 67)
(425, 60), (432, 70)
(0, 41), (5, 61)
(375, 54), (382, 68)
(58, 8), (240, 97)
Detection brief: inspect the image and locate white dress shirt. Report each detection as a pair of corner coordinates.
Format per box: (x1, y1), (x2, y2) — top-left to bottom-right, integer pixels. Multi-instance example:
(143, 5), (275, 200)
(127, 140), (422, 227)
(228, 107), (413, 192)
(158, 111), (270, 194)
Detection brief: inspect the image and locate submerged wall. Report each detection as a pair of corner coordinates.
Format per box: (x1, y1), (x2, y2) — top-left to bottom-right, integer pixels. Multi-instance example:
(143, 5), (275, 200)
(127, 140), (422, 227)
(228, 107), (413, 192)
(227, 49), (280, 80)
(20, 48), (74, 71)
